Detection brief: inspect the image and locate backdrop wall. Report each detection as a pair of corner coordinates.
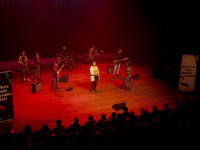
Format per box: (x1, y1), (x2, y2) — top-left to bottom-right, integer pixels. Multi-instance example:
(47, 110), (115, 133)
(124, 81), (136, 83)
(0, 0), (155, 64)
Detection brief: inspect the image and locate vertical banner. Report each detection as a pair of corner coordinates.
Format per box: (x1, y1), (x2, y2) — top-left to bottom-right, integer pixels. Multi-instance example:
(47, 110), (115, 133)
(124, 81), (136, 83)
(178, 54), (198, 92)
(0, 71), (14, 122)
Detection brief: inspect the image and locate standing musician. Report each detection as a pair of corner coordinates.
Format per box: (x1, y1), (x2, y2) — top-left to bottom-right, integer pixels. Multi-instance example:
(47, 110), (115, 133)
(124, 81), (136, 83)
(124, 62), (133, 91)
(51, 57), (64, 91)
(18, 51), (30, 82)
(89, 44), (98, 64)
(34, 52), (41, 82)
(90, 61), (100, 92)
(112, 48), (126, 79)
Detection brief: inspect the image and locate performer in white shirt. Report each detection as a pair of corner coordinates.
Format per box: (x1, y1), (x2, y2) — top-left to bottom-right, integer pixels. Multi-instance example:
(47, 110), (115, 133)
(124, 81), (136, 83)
(90, 61), (100, 92)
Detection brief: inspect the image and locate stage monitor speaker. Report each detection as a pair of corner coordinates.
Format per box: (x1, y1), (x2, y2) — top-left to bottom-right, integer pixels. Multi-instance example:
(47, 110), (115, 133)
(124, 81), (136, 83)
(112, 102), (126, 111)
(81, 56), (91, 65)
(131, 73), (139, 80)
(59, 73), (69, 83)
(107, 66), (114, 73)
(32, 82), (42, 93)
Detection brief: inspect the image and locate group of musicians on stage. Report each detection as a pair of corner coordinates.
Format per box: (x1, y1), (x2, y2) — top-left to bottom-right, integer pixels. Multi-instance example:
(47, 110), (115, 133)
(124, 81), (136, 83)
(18, 51), (41, 82)
(18, 45), (132, 92)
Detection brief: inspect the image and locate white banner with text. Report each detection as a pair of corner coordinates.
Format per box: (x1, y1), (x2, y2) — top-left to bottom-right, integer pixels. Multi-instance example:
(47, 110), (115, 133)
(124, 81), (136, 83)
(178, 54), (198, 92)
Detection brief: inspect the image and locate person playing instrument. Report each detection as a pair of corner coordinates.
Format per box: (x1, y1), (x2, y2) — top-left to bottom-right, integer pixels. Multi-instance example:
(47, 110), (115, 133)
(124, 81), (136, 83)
(18, 51), (30, 81)
(124, 62), (133, 91)
(51, 57), (62, 91)
(34, 52), (41, 82)
(60, 46), (69, 69)
(61, 46), (67, 58)
(112, 48), (126, 79)
(90, 61), (100, 92)
(89, 44), (98, 64)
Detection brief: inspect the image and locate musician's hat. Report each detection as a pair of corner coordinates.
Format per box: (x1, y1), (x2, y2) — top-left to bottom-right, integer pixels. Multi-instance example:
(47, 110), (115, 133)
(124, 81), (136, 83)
(56, 57), (61, 60)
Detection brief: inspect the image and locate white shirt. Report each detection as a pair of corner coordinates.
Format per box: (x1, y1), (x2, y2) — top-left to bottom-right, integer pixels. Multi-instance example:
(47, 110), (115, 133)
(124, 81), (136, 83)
(90, 66), (100, 81)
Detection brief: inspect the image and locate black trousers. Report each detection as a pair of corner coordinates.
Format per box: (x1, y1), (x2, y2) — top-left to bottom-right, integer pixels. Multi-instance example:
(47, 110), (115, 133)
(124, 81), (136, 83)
(91, 76), (99, 90)
(34, 65), (40, 80)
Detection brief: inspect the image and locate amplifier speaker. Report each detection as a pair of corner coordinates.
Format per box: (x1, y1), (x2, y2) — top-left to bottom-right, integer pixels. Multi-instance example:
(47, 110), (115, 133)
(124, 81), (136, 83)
(59, 73), (69, 83)
(112, 102), (126, 111)
(32, 82), (42, 93)
(107, 66), (114, 73)
(131, 73), (139, 80)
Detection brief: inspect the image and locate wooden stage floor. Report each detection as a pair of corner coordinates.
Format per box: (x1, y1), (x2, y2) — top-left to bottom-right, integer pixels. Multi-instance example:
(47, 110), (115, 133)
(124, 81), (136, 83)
(0, 60), (196, 133)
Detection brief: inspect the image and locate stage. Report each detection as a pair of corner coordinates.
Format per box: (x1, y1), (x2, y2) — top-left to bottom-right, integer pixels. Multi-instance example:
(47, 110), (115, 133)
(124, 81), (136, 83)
(0, 57), (196, 133)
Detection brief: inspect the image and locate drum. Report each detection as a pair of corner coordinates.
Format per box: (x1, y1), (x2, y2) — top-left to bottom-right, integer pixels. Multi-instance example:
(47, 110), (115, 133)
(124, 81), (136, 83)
(64, 56), (70, 63)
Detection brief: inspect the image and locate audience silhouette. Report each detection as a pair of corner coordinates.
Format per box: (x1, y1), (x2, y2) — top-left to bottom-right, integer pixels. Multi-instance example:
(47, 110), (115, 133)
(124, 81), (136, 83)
(0, 98), (199, 150)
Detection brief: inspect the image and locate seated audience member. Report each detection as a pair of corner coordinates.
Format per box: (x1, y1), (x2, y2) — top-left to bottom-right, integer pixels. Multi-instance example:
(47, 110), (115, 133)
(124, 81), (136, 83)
(138, 108), (146, 126)
(145, 110), (153, 124)
(69, 118), (81, 134)
(129, 112), (137, 121)
(98, 114), (107, 128)
(2, 125), (13, 136)
(121, 107), (130, 119)
(40, 124), (52, 143)
(163, 102), (171, 119)
(143, 110), (150, 124)
(53, 119), (65, 133)
(116, 113), (124, 126)
(127, 112), (138, 127)
(138, 109), (151, 126)
(98, 114), (107, 124)
(0, 126), (17, 149)
(85, 115), (96, 125)
(17, 132), (29, 149)
(85, 115), (96, 132)
(24, 125), (34, 138)
(108, 112), (117, 127)
(40, 124), (52, 135)
(70, 118), (81, 128)
(150, 105), (158, 119)
(174, 101), (180, 112)
(109, 112), (116, 120)
(30, 130), (41, 144)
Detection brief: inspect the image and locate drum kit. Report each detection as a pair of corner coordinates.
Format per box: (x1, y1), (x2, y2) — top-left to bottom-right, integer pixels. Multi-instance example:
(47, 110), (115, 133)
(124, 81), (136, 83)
(56, 52), (74, 70)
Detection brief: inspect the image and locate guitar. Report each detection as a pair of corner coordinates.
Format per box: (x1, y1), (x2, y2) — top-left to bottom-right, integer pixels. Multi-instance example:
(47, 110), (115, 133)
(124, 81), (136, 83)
(56, 64), (64, 75)
(89, 50), (104, 60)
(20, 63), (26, 67)
(113, 58), (129, 65)
(53, 64), (64, 76)
(20, 61), (28, 67)
(20, 56), (28, 67)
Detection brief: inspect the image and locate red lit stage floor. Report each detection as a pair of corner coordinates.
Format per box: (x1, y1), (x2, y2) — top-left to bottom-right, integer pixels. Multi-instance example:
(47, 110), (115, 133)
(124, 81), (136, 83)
(0, 60), (196, 133)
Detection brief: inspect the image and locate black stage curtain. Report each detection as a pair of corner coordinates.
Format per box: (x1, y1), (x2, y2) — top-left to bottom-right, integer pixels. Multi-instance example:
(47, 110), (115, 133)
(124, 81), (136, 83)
(0, 0), (156, 64)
